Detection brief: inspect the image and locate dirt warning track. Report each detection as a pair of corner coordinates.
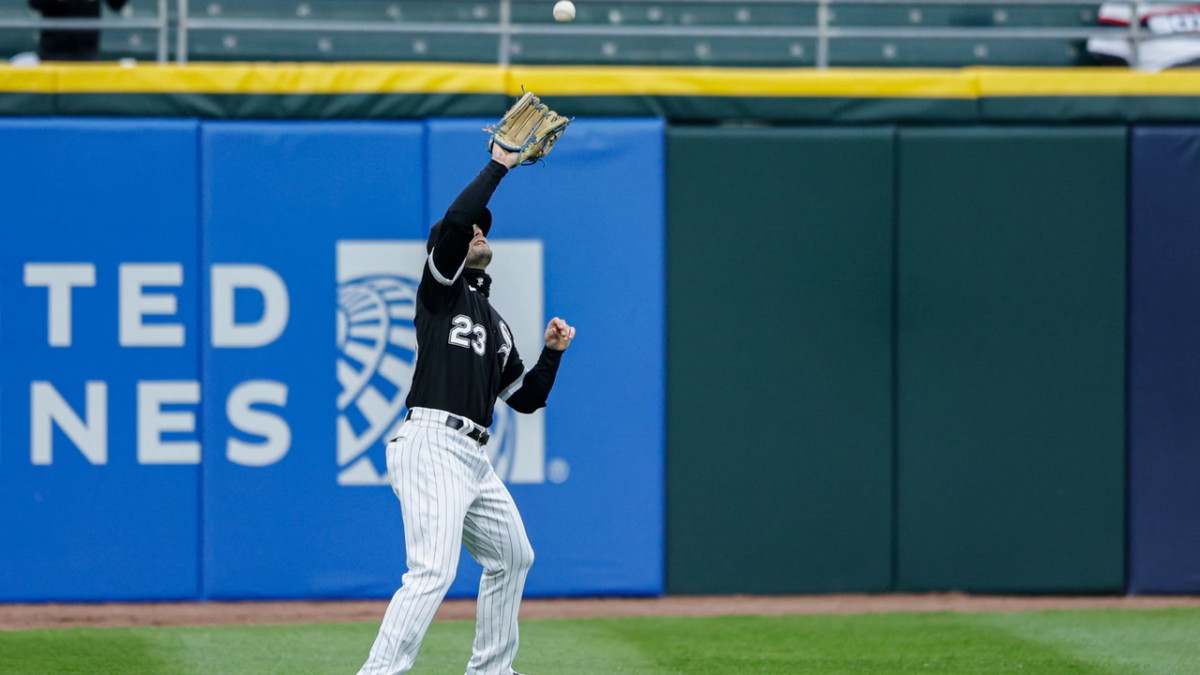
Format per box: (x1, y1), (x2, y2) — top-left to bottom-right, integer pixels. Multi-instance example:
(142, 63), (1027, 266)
(3, 594), (1200, 631)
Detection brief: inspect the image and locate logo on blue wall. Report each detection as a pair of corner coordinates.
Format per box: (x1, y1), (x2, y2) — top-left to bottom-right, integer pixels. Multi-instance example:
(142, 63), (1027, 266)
(335, 274), (418, 486)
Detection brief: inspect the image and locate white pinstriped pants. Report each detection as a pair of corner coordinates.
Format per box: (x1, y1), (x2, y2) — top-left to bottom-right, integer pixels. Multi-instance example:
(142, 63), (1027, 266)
(358, 408), (535, 675)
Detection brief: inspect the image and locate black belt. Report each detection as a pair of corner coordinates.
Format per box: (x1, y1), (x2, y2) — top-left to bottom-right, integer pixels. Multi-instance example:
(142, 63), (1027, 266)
(405, 410), (490, 446)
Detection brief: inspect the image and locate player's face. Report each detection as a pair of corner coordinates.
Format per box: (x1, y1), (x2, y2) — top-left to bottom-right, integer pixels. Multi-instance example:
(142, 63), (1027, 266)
(466, 223), (492, 269)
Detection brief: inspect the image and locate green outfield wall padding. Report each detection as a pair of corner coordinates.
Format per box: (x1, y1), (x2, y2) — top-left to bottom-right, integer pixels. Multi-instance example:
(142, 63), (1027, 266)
(51, 93), (507, 120)
(0, 93), (53, 116)
(979, 96), (1200, 124)
(666, 127), (895, 594)
(895, 127), (1127, 593)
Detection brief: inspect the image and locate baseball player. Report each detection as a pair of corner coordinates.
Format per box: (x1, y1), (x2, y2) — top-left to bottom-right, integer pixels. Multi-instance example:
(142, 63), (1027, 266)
(358, 141), (575, 675)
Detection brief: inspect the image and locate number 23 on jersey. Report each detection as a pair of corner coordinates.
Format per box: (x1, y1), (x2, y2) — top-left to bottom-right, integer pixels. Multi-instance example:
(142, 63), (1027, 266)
(448, 314), (487, 355)
(447, 314), (514, 366)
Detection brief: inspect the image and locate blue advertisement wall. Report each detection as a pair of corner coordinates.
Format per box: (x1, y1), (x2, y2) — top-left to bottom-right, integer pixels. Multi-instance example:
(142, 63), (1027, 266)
(0, 117), (665, 601)
(1128, 126), (1200, 593)
(0, 119), (201, 601)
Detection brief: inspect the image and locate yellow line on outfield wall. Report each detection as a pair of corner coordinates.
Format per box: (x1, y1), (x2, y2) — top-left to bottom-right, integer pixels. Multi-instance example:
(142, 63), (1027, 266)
(5, 63), (980, 98)
(4, 63), (1200, 98)
(0, 67), (56, 92)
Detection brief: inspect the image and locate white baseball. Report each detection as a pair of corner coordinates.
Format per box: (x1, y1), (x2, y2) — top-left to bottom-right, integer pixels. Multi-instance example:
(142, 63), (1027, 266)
(553, 0), (576, 23)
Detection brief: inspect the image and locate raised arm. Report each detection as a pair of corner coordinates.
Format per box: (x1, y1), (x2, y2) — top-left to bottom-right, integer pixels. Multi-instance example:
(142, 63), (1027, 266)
(425, 145), (521, 286)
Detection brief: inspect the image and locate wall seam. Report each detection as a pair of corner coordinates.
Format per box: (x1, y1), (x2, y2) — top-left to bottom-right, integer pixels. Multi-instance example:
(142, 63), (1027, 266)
(890, 124), (901, 593)
(1123, 126), (1133, 594)
(195, 119), (207, 601)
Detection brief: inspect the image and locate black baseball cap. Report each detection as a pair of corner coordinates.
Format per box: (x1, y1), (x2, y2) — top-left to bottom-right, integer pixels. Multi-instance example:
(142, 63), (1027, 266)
(425, 208), (492, 253)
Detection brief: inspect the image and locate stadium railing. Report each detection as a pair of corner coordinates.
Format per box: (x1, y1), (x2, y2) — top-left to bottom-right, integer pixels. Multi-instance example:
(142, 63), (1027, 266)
(0, 0), (1156, 68)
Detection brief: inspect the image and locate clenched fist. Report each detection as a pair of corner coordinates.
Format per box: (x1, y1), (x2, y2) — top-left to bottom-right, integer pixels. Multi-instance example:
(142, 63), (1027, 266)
(544, 317), (576, 351)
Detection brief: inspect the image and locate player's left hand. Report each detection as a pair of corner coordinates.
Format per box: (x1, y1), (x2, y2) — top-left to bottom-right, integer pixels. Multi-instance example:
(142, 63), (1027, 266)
(544, 317), (575, 351)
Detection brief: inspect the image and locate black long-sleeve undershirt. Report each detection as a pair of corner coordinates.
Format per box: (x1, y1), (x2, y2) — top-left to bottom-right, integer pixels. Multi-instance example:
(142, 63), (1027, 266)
(501, 346), (564, 413)
(428, 160), (508, 286)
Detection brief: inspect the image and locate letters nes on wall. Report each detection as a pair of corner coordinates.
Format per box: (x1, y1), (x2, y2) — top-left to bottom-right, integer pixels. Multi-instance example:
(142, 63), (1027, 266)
(17, 241), (552, 487)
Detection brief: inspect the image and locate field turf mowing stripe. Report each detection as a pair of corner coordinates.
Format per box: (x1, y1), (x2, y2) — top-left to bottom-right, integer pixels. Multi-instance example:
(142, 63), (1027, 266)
(0, 608), (1196, 674)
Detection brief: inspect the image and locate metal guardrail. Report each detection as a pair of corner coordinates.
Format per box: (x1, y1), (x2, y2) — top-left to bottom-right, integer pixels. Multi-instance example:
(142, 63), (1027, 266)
(0, 0), (170, 64)
(0, 0), (1154, 69)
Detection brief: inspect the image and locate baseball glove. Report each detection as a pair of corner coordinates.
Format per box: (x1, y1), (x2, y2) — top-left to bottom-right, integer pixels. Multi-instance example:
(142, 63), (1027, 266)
(485, 91), (571, 165)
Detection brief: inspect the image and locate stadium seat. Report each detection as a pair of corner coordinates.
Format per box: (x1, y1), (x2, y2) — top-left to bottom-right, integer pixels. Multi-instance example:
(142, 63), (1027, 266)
(828, 3), (1094, 28)
(186, 29), (498, 62)
(831, 37), (1089, 67)
(513, 34), (815, 67)
(186, 0), (490, 22)
(98, 28), (158, 60)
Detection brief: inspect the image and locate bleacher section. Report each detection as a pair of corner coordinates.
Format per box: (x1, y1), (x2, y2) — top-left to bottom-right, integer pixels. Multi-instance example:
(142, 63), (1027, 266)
(1, 0), (1105, 66)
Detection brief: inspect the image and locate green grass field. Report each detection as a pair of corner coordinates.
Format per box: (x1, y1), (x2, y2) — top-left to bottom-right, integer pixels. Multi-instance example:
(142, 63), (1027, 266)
(1, 608), (1197, 674)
